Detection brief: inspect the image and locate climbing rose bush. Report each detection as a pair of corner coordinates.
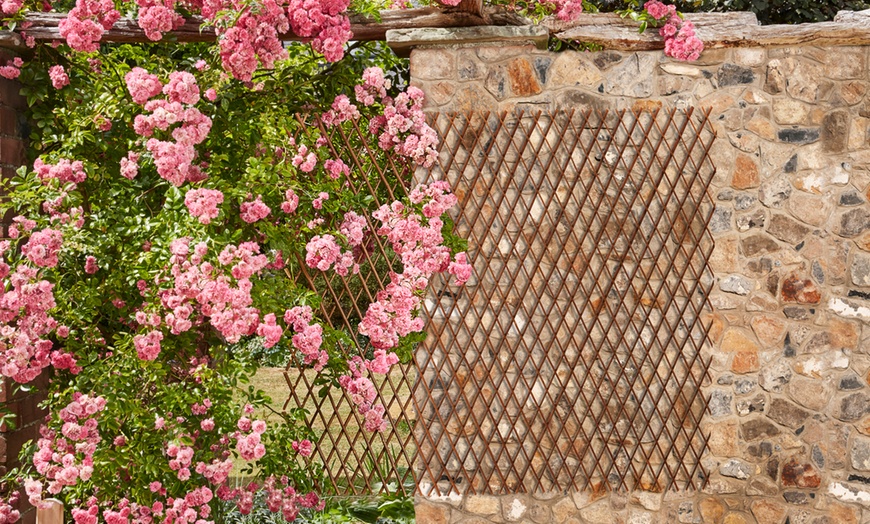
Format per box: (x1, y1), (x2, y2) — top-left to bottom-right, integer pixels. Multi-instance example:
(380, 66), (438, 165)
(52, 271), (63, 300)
(0, 32), (470, 520)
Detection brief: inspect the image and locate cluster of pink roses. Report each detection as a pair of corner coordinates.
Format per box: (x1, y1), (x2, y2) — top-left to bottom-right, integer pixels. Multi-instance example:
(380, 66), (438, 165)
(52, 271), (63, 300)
(354, 68), (439, 167)
(228, 475), (321, 519)
(33, 157), (87, 186)
(0, 253), (61, 382)
(359, 181), (470, 351)
(234, 415), (267, 460)
(57, 0), (120, 52)
(29, 394), (106, 505)
(126, 69), (212, 186)
(644, 0), (703, 61)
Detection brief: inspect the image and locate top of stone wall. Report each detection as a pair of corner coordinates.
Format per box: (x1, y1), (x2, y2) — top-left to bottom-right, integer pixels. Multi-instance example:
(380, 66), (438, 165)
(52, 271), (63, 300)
(388, 9), (870, 55)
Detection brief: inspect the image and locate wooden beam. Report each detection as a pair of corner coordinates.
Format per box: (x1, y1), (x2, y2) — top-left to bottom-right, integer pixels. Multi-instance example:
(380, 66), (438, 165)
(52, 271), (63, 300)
(553, 10), (870, 50)
(18, 8), (510, 44)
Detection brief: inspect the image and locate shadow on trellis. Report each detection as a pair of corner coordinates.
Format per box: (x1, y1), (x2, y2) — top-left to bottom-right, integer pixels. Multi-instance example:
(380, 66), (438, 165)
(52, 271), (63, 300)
(281, 108), (717, 497)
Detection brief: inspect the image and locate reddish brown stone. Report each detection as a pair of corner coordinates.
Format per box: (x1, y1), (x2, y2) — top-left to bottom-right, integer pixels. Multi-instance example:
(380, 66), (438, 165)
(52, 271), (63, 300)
(632, 99), (662, 112)
(781, 458), (821, 488)
(507, 58), (542, 97)
(781, 276), (821, 304)
(732, 352), (760, 374)
(732, 154), (760, 189)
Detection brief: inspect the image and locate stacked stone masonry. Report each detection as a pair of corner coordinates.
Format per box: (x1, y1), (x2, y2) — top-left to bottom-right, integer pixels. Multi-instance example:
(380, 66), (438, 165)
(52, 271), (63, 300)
(409, 34), (870, 524)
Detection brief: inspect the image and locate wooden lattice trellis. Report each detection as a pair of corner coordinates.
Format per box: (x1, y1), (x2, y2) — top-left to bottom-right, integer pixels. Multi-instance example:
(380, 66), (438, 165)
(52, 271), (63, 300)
(282, 108), (716, 496)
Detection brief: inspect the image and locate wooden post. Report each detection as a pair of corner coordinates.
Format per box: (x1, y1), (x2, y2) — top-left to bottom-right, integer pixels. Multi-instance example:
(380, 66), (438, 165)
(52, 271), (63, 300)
(35, 500), (62, 524)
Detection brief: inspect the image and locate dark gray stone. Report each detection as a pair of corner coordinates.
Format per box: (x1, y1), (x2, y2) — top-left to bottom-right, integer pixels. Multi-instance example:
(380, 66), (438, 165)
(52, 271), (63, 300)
(533, 57), (551, 85)
(784, 332), (798, 357)
(767, 398), (810, 429)
(709, 389), (733, 418)
(736, 210), (765, 231)
(812, 444), (825, 469)
(710, 206), (732, 233)
(737, 394), (766, 416)
(592, 51), (622, 70)
(840, 374), (865, 391)
(839, 208), (870, 237)
(783, 491), (811, 504)
(747, 441), (773, 460)
(718, 63), (755, 86)
(778, 128), (820, 144)
(812, 260), (825, 284)
(741, 234), (781, 257)
(735, 193), (758, 210)
(768, 214), (810, 244)
(784, 154), (798, 173)
(784, 307), (813, 320)
(840, 190), (865, 206)
(839, 392), (870, 421)
(742, 418), (782, 441)
(717, 189), (735, 201)
(734, 378), (757, 395)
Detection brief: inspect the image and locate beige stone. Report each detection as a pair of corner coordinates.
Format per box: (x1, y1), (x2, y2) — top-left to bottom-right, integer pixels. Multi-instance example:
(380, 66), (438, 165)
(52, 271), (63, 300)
(548, 52), (602, 88)
(827, 502), (859, 524)
(699, 92), (736, 117)
(788, 190), (833, 227)
(411, 49), (456, 80)
(750, 314), (786, 348)
(772, 97), (811, 124)
(745, 115), (775, 140)
(720, 329), (760, 353)
(579, 503), (616, 524)
(416, 501), (450, 524)
(698, 497), (725, 523)
(842, 81), (868, 105)
(709, 235), (739, 273)
(707, 420), (739, 456)
(465, 495), (500, 516)
(723, 513), (749, 524)
(750, 500), (786, 524)
(552, 497), (578, 523)
(788, 377), (834, 412)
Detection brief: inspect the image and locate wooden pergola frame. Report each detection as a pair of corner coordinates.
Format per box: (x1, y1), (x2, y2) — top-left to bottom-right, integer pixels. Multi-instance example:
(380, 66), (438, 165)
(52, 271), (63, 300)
(3, 3), (870, 53)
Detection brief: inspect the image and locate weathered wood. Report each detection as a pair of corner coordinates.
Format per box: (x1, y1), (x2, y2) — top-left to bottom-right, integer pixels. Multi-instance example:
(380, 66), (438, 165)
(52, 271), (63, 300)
(0, 30), (25, 49)
(554, 10), (870, 50)
(387, 24), (548, 57)
(20, 8), (504, 44)
(451, 0), (483, 17)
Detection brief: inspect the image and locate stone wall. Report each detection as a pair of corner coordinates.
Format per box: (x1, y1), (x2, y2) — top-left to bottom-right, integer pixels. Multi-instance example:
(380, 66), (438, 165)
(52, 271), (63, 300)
(404, 28), (870, 524)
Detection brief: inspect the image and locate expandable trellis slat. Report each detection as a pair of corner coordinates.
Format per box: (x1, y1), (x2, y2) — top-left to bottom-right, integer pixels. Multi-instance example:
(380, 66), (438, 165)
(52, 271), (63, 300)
(281, 109), (716, 497)
(282, 114), (418, 496)
(413, 108), (717, 495)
